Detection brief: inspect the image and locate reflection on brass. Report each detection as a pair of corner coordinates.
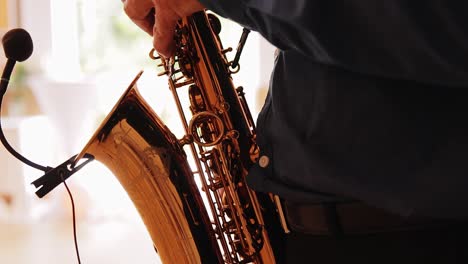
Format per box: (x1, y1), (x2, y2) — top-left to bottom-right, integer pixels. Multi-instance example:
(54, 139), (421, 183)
(76, 11), (287, 264)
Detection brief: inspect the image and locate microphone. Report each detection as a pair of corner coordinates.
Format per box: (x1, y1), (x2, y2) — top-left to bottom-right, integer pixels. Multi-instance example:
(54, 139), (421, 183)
(2, 28), (34, 62)
(1, 28), (34, 95)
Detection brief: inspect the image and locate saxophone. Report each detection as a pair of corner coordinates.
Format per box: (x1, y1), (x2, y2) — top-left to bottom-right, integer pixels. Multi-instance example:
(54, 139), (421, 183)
(72, 11), (288, 263)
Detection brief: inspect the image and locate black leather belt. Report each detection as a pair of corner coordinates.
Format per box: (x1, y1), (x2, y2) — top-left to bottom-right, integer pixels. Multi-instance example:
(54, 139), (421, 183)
(283, 200), (451, 236)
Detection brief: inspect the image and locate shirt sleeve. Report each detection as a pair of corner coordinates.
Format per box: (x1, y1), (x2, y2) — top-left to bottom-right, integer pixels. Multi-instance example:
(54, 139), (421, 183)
(198, 0), (251, 26)
(198, 0), (312, 26)
(198, 0), (326, 56)
(199, 1), (468, 86)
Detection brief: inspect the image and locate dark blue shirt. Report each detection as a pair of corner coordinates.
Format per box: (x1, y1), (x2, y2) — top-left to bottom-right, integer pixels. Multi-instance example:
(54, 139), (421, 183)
(199, 0), (468, 219)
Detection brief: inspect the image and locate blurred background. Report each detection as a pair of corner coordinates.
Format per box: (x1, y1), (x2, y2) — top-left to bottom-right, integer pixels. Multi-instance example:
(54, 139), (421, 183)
(0, 0), (275, 263)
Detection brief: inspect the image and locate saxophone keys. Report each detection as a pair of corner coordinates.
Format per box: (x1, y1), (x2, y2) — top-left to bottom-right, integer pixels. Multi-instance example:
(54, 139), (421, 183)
(221, 47), (233, 54)
(178, 135), (194, 146)
(157, 71), (169, 77)
(148, 48), (160, 60)
(173, 75), (185, 83)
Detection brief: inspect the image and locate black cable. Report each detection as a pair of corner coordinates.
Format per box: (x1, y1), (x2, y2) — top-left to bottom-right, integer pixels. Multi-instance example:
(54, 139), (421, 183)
(59, 170), (82, 264)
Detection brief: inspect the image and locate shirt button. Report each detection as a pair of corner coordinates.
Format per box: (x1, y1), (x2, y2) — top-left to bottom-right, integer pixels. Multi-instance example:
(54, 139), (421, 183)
(259, 155), (270, 168)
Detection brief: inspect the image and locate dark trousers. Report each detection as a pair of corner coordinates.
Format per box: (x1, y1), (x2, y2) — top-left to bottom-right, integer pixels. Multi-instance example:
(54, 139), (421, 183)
(283, 224), (468, 264)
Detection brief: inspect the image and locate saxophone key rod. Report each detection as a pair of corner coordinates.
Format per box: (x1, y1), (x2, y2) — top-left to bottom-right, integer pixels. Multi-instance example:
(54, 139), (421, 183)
(230, 28), (251, 69)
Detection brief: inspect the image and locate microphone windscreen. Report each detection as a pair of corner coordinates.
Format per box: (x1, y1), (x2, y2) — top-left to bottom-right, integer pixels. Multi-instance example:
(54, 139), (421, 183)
(2, 28), (34, 62)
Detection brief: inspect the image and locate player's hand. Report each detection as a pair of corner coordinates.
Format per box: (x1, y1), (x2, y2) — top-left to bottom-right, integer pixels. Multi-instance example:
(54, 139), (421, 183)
(123, 0), (204, 58)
